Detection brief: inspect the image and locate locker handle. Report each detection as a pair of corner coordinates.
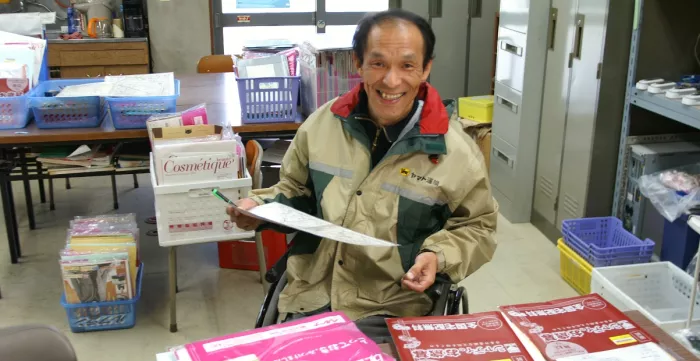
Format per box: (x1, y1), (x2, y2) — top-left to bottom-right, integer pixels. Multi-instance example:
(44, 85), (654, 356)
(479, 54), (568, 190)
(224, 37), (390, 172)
(493, 147), (515, 168)
(547, 8), (558, 51)
(573, 14), (585, 60)
(500, 41), (523, 56)
(496, 95), (519, 114)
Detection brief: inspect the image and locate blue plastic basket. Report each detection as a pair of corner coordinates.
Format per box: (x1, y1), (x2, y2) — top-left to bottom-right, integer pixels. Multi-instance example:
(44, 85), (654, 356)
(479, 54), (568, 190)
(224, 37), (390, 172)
(0, 92), (31, 129)
(106, 80), (180, 129)
(561, 217), (654, 267)
(236, 76), (301, 124)
(28, 79), (105, 129)
(60, 263), (143, 333)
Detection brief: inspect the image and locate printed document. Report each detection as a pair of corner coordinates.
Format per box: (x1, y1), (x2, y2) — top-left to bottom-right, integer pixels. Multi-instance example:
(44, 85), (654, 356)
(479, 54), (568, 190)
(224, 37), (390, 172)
(558, 343), (676, 361)
(241, 202), (396, 247)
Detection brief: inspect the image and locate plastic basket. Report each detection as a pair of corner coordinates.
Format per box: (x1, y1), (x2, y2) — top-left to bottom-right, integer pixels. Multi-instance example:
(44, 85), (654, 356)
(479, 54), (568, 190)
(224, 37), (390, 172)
(591, 262), (700, 333)
(106, 80), (180, 130)
(60, 263), (143, 333)
(557, 239), (593, 295)
(236, 76), (300, 124)
(0, 92), (31, 129)
(562, 217), (654, 265)
(28, 79), (105, 129)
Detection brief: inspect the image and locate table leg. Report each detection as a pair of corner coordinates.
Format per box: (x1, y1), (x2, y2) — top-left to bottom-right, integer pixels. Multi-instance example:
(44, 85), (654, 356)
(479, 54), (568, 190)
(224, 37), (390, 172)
(0, 176), (18, 264)
(255, 233), (268, 294)
(48, 177), (55, 211)
(19, 152), (35, 230)
(7, 180), (20, 258)
(111, 174), (119, 210)
(36, 161), (46, 204)
(169, 246), (178, 333)
(133, 174), (139, 189)
(65, 178), (71, 190)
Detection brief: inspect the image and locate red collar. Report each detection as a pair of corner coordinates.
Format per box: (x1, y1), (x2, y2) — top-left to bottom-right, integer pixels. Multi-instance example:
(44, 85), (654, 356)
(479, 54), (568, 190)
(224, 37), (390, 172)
(330, 82), (449, 135)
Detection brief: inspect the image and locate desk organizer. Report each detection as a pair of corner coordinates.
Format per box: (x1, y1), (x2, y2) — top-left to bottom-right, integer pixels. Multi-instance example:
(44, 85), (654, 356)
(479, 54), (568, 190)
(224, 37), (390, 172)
(236, 76), (300, 124)
(592, 262), (700, 332)
(150, 154), (254, 247)
(28, 79), (104, 129)
(106, 79), (180, 130)
(562, 216), (654, 267)
(0, 92), (31, 129)
(60, 263), (143, 333)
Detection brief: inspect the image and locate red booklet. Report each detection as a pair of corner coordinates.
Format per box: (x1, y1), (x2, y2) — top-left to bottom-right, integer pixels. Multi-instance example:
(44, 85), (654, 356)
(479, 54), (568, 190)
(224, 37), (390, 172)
(500, 294), (656, 361)
(386, 311), (535, 361)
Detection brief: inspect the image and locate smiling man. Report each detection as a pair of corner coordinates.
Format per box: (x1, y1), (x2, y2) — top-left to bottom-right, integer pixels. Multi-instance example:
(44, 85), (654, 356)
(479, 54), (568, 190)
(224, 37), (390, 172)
(228, 9), (498, 342)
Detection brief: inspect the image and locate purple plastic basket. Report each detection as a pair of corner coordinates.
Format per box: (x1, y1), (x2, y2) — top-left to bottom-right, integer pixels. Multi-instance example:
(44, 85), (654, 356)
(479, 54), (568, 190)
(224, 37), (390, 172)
(236, 76), (300, 124)
(561, 217), (654, 267)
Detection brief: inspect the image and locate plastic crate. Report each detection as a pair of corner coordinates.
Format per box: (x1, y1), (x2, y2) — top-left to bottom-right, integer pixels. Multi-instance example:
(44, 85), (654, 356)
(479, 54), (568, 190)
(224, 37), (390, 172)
(236, 76), (300, 124)
(28, 79), (105, 129)
(218, 230), (288, 271)
(591, 262), (700, 333)
(562, 217), (654, 265)
(0, 92), (31, 129)
(106, 80), (180, 130)
(557, 239), (593, 295)
(60, 264), (143, 333)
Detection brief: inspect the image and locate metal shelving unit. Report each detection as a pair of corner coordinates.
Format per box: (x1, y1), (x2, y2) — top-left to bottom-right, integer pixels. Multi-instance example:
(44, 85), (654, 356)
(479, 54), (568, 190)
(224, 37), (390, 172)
(612, 0), (700, 216)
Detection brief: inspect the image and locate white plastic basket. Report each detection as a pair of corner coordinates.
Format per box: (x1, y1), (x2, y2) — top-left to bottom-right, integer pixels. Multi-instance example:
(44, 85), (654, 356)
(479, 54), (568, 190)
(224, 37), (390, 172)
(591, 261), (700, 332)
(150, 154), (255, 247)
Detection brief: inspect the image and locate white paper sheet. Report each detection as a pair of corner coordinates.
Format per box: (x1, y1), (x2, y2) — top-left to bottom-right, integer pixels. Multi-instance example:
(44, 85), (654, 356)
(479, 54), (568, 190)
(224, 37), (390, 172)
(558, 343), (676, 361)
(239, 202), (396, 247)
(105, 72), (175, 97)
(56, 82), (115, 97)
(0, 31), (46, 87)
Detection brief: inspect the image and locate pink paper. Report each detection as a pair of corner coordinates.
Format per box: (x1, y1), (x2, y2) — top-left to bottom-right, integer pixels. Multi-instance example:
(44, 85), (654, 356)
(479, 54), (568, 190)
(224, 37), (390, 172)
(179, 312), (395, 361)
(181, 104), (209, 126)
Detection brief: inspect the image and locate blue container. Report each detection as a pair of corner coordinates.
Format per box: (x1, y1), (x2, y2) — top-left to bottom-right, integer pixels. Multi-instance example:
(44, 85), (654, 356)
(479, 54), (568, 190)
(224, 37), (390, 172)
(28, 79), (104, 129)
(236, 76), (301, 124)
(0, 92), (31, 129)
(60, 264), (143, 333)
(561, 217), (655, 267)
(106, 80), (180, 129)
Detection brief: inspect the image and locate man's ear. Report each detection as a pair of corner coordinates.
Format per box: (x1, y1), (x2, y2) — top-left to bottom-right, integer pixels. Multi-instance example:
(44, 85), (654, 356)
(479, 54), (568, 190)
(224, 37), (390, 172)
(421, 59), (433, 82)
(353, 53), (364, 76)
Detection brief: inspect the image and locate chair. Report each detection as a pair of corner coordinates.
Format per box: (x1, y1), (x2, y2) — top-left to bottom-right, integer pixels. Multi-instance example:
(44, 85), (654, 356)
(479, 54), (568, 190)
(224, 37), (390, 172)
(255, 250), (469, 334)
(245, 140), (268, 289)
(0, 325), (77, 361)
(197, 55), (235, 73)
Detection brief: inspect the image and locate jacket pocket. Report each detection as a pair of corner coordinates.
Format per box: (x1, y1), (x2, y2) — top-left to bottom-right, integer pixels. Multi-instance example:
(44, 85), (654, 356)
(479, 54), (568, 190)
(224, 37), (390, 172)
(396, 193), (452, 271)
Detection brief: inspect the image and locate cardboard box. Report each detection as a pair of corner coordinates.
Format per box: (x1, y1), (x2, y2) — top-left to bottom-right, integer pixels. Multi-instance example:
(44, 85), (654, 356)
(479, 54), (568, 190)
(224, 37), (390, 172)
(460, 118), (492, 174)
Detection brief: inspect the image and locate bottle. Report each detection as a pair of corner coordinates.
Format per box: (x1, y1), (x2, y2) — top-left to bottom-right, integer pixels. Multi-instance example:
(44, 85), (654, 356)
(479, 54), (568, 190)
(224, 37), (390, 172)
(71, 7), (83, 34)
(67, 6), (75, 34)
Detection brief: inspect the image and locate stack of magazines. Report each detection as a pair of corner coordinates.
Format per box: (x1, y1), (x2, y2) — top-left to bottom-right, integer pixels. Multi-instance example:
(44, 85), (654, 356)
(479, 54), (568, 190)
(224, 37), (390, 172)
(60, 214), (140, 304)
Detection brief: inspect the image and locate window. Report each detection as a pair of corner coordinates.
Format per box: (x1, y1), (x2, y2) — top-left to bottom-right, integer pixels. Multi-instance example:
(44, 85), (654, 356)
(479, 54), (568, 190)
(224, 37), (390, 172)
(212, 0), (395, 54)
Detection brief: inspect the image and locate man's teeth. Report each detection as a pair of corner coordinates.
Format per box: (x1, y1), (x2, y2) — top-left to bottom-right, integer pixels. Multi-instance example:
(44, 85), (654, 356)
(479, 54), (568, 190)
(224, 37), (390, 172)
(380, 91), (403, 100)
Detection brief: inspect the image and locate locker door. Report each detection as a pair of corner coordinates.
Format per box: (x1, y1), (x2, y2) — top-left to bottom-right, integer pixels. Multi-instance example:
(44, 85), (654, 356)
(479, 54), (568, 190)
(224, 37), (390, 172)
(429, 0), (470, 100)
(556, 0), (609, 224)
(532, 0), (578, 223)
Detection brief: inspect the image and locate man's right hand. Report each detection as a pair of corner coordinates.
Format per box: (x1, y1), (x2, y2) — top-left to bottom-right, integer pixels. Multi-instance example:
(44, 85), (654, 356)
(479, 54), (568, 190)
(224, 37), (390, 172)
(226, 198), (263, 231)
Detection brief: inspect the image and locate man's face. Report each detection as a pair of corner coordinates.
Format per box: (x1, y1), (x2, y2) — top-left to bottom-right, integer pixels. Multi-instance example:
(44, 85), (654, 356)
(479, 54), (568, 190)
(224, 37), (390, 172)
(356, 20), (433, 127)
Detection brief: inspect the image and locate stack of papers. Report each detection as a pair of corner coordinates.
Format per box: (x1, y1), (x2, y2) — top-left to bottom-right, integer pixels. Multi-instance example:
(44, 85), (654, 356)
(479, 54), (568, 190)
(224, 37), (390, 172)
(0, 30), (46, 89)
(56, 73), (176, 98)
(37, 145), (114, 172)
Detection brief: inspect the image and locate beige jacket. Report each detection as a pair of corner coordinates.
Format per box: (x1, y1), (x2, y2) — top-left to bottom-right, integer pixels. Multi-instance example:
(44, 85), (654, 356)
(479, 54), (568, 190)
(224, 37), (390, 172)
(251, 83), (498, 321)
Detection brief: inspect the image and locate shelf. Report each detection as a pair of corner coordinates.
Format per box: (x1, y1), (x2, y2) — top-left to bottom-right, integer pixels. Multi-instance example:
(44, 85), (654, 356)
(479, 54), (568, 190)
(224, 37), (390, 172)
(630, 87), (700, 131)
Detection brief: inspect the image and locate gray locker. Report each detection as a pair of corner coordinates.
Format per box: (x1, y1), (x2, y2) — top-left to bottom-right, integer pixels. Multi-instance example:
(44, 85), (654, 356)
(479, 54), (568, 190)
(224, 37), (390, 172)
(490, 0), (549, 223)
(531, 0), (635, 237)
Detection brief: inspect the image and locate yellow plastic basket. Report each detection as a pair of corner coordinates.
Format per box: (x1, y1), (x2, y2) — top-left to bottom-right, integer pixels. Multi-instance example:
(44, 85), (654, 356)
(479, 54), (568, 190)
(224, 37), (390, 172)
(557, 238), (594, 295)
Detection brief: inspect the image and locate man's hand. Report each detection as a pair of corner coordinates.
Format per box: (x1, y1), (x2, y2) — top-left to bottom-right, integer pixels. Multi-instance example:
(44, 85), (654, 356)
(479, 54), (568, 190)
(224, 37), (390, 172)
(226, 198), (263, 231)
(402, 251), (438, 293)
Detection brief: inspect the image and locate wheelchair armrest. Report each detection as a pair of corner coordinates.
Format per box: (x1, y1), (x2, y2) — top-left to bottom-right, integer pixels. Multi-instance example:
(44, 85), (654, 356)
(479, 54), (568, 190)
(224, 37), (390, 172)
(264, 248), (290, 284)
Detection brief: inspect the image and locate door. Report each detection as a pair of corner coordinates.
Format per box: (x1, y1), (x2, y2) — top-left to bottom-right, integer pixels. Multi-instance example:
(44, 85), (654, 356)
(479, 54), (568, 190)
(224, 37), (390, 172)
(532, 0), (577, 224)
(212, 0), (396, 55)
(555, 0), (608, 223)
(429, 0), (470, 100)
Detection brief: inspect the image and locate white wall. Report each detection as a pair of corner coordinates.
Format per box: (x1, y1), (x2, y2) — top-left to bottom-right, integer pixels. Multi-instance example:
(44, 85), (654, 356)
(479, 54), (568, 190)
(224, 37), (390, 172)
(146, 0), (211, 74)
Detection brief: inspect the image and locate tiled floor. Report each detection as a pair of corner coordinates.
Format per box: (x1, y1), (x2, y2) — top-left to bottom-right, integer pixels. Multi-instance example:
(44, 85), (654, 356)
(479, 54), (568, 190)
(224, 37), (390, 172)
(0, 174), (577, 360)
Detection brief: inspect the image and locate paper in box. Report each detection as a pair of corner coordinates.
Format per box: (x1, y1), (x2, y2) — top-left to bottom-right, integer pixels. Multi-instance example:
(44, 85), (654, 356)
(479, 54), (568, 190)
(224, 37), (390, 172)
(153, 138), (239, 186)
(500, 294), (657, 361)
(175, 312), (395, 361)
(387, 312), (535, 361)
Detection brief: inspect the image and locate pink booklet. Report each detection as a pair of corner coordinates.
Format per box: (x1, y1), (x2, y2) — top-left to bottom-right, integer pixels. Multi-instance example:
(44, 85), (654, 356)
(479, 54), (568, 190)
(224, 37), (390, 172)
(174, 312), (395, 361)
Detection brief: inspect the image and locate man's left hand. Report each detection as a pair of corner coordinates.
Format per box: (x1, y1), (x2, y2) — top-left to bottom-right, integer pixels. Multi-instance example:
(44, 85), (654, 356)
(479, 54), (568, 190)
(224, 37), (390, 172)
(402, 251), (438, 293)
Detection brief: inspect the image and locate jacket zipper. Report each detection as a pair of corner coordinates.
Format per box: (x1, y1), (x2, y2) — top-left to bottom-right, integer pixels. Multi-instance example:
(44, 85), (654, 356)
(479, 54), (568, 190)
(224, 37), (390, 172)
(371, 128), (381, 153)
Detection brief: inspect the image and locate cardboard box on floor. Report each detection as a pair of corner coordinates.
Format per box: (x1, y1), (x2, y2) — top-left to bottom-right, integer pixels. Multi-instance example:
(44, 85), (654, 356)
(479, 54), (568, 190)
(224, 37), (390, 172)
(459, 118), (492, 174)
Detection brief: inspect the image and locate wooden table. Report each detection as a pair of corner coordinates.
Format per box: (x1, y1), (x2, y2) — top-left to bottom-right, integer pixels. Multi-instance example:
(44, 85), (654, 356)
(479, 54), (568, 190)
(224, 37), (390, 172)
(0, 72), (303, 265)
(378, 311), (699, 360)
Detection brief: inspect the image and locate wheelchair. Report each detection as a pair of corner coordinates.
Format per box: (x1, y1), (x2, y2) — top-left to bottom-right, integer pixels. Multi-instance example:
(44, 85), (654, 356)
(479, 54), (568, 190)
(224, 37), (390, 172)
(255, 250), (469, 329)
